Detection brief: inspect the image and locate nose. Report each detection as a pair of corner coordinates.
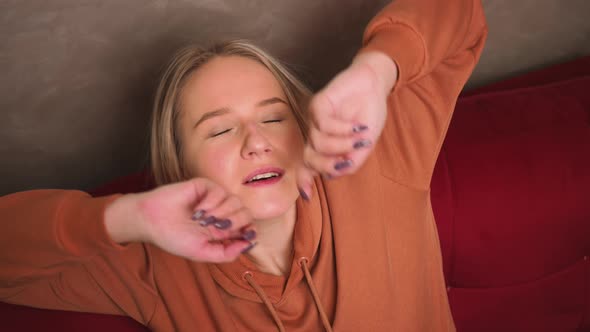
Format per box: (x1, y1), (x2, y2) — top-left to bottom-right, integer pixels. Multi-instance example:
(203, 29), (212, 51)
(240, 124), (272, 159)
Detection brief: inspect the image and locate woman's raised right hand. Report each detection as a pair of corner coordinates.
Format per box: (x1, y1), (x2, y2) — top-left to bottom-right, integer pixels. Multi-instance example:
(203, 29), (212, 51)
(104, 178), (256, 263)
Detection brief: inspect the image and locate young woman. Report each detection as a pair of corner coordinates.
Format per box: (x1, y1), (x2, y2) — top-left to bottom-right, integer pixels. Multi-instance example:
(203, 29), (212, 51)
(0, 0), (487, 330)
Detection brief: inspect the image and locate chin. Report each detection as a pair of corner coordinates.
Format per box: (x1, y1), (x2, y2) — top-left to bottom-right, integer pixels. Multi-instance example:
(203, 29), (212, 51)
(244, 195), (297, 220)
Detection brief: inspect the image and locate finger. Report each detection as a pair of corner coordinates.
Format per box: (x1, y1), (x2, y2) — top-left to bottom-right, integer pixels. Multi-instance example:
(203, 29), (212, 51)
(202, 195), (242, 222)
(207, 207), (255, 237)
(303, 145), (351, 176)
(200, 239), (257, 263)
(304, 147), (375, 178)
(313, 114), (357, 137)
(295, 164), (316, 201)
(309, 127), (372, 155)
(225, 207), (254, 231)
(181, 177), (217, 205)
(190, 184), (228, 219)
(334, 148), (373, 176)
(310, 94), (366, 136)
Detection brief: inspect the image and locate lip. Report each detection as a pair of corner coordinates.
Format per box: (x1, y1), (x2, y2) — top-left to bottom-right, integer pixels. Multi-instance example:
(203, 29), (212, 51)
(242, 166), (285, 185)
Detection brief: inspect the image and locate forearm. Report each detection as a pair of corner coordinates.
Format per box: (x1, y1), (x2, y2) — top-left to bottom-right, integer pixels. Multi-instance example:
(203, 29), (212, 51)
(0, 190), (124, 285)
(104, 193), (148, 244)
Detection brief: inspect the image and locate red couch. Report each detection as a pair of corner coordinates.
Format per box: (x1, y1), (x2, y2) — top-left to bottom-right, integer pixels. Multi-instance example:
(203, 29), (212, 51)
(2, 56), (589, 331)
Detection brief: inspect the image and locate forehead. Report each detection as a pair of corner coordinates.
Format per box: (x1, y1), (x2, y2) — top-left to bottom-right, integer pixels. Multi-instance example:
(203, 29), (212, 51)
(181, 55), (286, 117)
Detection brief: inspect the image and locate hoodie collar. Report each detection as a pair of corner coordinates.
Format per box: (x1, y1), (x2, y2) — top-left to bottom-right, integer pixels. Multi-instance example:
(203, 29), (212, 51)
(208, 177), (325, 302)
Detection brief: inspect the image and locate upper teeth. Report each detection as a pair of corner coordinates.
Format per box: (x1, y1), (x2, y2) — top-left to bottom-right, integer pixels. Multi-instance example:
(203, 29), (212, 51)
(249, 172), (279, 182)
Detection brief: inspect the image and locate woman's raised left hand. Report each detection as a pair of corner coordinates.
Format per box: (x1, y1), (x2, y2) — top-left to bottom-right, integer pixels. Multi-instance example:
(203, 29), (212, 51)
(298, 51), (398, 198)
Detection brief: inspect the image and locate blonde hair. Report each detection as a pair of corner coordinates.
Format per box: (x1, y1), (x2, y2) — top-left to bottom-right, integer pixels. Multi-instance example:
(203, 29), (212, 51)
(150, 40), (312, 185)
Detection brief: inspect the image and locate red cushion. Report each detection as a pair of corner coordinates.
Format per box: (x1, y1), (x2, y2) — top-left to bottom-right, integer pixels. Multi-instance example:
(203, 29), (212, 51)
(432, 55), (590, 331)
(0, 301), (149, 332)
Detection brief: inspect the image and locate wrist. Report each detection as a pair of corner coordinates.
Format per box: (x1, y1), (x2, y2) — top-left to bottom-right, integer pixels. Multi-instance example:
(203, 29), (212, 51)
(104, 194), (146, 244)
(353, 50), (398, 94)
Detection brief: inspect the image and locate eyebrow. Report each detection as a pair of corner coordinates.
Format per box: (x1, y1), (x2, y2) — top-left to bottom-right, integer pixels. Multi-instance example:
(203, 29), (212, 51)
(193, 97), (288, 129)
(256, 97), (287, 108)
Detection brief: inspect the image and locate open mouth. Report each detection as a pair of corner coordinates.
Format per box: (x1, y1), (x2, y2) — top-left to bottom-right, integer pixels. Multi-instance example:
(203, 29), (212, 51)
(243, 168), (284, 186)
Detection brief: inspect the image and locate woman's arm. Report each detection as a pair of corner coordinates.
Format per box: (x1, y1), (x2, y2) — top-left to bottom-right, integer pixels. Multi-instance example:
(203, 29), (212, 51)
(0, 190), (157, 321)
(364, 0), (488, 188)
(299, 0), (487, 194)
(0, 178), (255, 319)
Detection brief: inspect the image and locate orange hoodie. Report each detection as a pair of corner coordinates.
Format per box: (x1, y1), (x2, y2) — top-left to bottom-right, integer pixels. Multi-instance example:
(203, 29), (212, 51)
(0, 0), (487, 330)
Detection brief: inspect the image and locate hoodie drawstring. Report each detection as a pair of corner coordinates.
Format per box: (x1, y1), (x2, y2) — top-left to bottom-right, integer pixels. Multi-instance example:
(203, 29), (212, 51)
(242, 271), (286, 332)
(241, 257), (333, 332)
(298, 257), (333, 332)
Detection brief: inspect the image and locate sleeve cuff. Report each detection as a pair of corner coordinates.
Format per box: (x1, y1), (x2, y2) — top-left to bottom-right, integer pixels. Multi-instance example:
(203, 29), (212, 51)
(361, 22), (426, 85)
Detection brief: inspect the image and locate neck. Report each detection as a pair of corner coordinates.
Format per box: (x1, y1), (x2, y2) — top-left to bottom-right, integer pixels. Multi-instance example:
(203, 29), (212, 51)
(245, 204), (297, 276)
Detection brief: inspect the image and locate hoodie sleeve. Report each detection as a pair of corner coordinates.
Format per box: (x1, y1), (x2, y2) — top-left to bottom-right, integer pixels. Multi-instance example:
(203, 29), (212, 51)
(0, 190), (157, 324)
(361, 0), (488, 189)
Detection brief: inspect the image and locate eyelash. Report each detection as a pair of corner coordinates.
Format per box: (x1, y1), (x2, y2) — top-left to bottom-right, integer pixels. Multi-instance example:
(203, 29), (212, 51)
(208, 119), (283, 138)
(263, 119), (283, 124)
(210, 129), (231, 137)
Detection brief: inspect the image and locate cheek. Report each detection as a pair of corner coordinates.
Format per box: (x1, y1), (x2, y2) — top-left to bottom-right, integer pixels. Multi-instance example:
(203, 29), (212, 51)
(283, 125), (305, 157)
(185, 143), (235, 183)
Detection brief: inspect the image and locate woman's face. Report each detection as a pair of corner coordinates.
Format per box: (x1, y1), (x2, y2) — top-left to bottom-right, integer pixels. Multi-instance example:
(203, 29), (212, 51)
(178, 55), (305, 220)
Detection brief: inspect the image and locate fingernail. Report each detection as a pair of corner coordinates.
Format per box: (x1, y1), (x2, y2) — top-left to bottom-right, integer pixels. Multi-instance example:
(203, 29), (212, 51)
(213, 219), (232, 230)
(353, 139), (372, 149)
(334, 159), (353, 171)
(241, 229), (257, 241)
(323, 173), (334, 180)
(241, 241), (257, 254)
(199, 216), (217, 227)
(191, 209), (206, 221)
(299, 188), (310, 201)
(352, 124), (368, 133)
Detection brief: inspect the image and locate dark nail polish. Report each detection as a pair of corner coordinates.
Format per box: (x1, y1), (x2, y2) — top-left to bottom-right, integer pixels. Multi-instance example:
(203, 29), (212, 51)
(334, 159), (353, 171)
(352, 124), (368, 133)
(191, 210), (206, 221)
(353, 139), (372, 149)
(241, 241), (257, 254)
(199, 216), (217, 227)
(241, 229), (257, 241)
(299, 188), (310, 201)
(213, 219), (232, 230)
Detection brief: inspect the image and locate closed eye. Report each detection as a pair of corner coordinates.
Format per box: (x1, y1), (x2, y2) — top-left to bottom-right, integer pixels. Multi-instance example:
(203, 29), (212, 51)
(210, 128), (231, 137)
(263, 119), (283, 124)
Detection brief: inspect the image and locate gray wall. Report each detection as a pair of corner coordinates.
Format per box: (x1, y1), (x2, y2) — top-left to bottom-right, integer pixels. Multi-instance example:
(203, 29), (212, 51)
(1, 0), (589, 195)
